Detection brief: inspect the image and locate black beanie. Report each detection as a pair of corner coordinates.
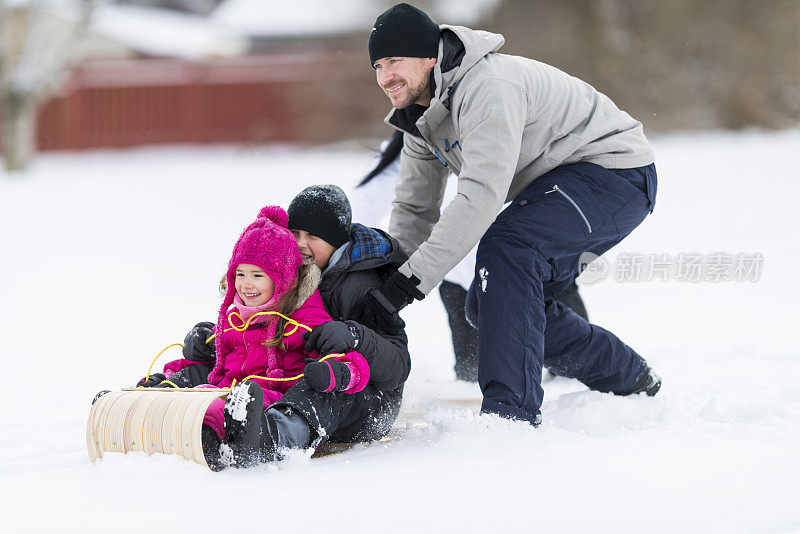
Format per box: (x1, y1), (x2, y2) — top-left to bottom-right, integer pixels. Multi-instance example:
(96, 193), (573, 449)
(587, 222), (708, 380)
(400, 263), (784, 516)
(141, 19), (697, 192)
(369, 3), (440, 65)
(287, 185), (352, 249)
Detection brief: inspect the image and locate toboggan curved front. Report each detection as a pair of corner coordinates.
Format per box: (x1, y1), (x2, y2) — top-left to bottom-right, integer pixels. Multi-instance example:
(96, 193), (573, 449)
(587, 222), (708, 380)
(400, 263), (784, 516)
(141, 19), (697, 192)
(86, 388), (230, 468)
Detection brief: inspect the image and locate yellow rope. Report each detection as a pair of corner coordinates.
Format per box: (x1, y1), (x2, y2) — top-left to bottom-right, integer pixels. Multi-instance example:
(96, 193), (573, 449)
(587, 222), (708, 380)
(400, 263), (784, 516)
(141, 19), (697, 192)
(229, 353), (344, 389)
(205, 311), (312, 343)
(140, 313), (329, 389)
(137, 343), (183, 388)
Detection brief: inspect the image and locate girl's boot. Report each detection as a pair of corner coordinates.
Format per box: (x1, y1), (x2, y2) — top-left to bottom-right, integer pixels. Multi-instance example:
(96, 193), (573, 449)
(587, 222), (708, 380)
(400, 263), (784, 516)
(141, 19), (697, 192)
(221, 381), (276, 468)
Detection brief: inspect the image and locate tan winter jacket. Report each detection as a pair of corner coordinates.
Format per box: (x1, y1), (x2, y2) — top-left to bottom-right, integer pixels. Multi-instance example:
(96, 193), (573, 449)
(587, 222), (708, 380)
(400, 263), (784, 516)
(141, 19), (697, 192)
(386, 25), (655, 294)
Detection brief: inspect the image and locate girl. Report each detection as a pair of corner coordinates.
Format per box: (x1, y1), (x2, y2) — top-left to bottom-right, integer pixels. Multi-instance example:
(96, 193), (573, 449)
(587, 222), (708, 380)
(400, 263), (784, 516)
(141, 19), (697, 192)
(148, 205), (370, 469)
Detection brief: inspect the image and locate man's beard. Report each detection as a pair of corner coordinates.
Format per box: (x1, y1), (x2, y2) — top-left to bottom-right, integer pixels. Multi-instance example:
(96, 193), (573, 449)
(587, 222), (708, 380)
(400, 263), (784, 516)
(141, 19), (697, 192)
(392, 77), (430, 109)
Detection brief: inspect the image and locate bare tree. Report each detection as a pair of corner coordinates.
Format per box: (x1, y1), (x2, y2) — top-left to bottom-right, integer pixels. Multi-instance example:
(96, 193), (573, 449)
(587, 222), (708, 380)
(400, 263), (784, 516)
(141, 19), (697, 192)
(0, 0), (94, 172)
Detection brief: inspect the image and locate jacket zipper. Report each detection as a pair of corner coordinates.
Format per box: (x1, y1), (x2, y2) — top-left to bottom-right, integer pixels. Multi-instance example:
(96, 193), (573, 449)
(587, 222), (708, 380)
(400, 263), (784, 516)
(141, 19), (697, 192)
(433, 147), (448, 166)
(545, 184), (592, 233)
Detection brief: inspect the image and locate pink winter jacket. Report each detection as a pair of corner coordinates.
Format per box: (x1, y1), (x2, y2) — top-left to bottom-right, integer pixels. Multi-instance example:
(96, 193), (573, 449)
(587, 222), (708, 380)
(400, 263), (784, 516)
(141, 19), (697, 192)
(164, 289), (370, 406)
(213, 289), (331, 404)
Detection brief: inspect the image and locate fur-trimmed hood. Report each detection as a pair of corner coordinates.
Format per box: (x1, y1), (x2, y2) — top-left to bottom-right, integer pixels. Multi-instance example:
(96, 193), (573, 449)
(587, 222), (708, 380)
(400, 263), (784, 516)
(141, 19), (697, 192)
(289, 263), (321, 314)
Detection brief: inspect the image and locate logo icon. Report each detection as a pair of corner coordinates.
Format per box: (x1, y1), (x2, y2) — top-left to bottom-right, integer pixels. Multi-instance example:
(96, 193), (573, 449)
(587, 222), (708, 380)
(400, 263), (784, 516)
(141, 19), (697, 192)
(577, 252), (610, 285)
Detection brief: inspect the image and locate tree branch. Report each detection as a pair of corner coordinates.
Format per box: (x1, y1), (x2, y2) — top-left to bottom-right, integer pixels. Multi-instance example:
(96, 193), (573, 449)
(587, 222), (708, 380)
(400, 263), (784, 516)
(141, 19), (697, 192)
(0, 1), (10, 90)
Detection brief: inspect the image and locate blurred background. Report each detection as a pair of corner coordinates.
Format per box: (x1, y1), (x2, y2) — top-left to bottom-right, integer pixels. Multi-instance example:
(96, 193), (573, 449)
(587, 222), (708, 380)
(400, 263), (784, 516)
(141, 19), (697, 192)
(1, 0), (798, 172)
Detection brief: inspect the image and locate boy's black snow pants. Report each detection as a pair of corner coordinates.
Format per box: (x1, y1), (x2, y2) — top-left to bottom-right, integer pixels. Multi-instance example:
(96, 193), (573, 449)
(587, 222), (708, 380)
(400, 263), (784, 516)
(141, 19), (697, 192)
(466, 162), (657, 425)
(270, 379), (403, 445)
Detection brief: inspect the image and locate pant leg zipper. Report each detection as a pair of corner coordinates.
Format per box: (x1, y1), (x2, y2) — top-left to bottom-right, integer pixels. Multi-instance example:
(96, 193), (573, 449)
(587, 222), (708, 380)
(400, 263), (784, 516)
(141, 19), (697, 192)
(545, 184), (592, 233)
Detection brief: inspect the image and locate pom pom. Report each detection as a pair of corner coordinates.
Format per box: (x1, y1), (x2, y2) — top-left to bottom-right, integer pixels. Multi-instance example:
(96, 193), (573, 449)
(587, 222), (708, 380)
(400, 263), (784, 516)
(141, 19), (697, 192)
(258, 205), (289, 228)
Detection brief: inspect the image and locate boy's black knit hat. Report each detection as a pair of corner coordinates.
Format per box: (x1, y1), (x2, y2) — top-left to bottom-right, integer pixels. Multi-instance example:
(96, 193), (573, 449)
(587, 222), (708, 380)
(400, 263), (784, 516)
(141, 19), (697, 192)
(287, 184), (352, 249)
(369, 3), (440, 65)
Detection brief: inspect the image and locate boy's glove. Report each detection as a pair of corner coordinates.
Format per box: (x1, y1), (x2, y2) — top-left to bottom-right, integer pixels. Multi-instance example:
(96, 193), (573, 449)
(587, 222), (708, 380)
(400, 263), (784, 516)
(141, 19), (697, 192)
(302, 321), (360, 356)
(303, 358), (352, 393)
(182, 321), (216, 362)
(154, 368), (191, 388)
(137, 373), (166, 388)
(352, 299), (405, 334)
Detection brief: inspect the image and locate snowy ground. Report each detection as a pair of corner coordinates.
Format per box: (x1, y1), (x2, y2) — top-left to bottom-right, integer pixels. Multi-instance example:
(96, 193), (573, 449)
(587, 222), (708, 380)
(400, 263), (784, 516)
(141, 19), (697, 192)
(1, 131), (798, 533)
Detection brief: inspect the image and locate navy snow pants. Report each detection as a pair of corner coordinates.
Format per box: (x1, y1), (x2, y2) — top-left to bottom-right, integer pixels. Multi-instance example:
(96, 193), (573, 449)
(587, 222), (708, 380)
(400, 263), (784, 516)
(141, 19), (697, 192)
(466, 162), (657, 424)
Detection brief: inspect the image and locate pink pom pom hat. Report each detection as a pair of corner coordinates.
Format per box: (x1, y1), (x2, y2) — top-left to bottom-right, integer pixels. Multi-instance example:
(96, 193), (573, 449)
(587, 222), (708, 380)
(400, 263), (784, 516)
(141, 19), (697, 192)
(208, 205), (303, 382)
(220, 205), (301, 307)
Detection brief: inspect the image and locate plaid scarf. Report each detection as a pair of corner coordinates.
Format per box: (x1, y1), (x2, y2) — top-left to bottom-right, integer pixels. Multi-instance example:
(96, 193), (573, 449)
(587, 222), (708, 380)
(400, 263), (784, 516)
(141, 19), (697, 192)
(349, 223), (392, 263)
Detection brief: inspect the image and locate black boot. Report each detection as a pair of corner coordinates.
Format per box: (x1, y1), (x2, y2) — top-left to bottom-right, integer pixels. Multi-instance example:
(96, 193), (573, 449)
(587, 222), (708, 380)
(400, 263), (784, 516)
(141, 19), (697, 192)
(221, 381), (276, 468)
(620, 366), (662, 397)
(91, 390), (111, 406)
(201, 424), (225, 472)
(439, 281), (479, 382)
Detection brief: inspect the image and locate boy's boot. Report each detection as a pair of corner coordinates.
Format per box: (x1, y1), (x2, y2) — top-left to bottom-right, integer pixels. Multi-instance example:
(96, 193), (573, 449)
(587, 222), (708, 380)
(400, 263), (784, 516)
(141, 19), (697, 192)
(91, 390), (111, 406)
(221, 381), (276, 468)
(201, 424), (225, 472)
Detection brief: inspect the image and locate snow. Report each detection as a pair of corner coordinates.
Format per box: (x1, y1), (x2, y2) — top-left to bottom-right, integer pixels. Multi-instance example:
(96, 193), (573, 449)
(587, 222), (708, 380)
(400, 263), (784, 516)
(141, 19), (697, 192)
(5, 1), (502, 62)
(3, 1), (248, 60)
(91, 4), (248, 59)
(211, 0), (379, 37)
(226, 385), (251, 422)
(1, 130), (799, 532)
(211, 0), (503, 37)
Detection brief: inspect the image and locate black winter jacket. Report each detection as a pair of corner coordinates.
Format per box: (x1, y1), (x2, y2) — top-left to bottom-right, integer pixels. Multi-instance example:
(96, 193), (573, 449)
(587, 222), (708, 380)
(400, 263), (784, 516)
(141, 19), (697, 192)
(319, 224), (411, 392)
(168, 225), (411, 395)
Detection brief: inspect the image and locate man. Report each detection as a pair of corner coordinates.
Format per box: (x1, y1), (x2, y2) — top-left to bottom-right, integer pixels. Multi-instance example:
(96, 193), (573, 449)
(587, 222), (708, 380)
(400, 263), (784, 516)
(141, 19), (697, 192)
(359, 3), (661, 426)
(353, 129), (590, 383)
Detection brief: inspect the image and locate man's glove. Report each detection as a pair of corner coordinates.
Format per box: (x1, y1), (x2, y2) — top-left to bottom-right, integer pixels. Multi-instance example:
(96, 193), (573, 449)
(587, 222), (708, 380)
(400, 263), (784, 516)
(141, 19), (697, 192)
(182, 322), (216, 362)
(350, 270), (423, 334)
(303, 358), (352, 393)
(372, 270), (425, 313)
(302, 321), (360, 356)
(137, 373), (166, 388)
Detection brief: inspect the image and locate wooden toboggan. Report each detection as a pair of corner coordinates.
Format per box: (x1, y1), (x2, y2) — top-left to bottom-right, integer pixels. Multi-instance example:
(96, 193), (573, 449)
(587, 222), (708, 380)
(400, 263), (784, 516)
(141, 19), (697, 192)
(86, 388), (229, 469)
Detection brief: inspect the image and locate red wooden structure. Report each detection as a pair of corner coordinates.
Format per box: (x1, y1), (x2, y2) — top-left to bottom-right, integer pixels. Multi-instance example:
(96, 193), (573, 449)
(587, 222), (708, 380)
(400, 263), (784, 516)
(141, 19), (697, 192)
(33, 52), (387, 151)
